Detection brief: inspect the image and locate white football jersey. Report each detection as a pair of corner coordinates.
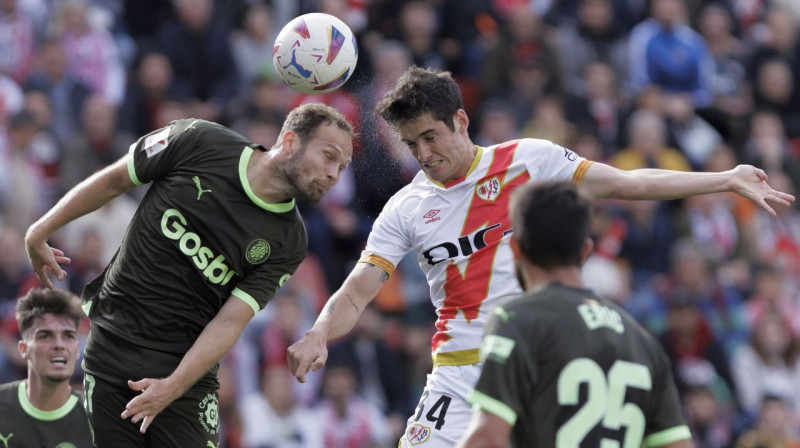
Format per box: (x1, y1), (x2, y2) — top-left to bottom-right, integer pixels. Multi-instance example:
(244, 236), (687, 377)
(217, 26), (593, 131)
(361, 139), (593, 357)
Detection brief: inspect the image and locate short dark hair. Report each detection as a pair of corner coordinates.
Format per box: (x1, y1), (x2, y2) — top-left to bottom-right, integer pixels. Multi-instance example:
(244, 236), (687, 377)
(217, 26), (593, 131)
(16, 288), (83, 338)
(510, 181), (592, 268)
(273, 103), (353, 150)
(375, 66), (464, 131)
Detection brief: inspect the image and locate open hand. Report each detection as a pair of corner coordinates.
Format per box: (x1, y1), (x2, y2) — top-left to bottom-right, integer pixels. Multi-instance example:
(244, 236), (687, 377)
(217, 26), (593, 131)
(730, 165), (795, 217)
(121, 378), (181, 434)
(24, 236), (70, 289)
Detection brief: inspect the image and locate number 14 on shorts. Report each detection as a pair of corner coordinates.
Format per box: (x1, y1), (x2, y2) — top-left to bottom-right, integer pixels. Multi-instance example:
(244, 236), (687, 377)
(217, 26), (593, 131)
(406, 392), (452, 445)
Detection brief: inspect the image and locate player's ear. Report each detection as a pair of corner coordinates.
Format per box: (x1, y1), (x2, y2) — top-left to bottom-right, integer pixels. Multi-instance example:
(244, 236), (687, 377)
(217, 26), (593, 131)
(580, 237), (594, 266)
(454, 109), (469, 135)
(281, 130), (299, 155)
(18, 339), (27, 360)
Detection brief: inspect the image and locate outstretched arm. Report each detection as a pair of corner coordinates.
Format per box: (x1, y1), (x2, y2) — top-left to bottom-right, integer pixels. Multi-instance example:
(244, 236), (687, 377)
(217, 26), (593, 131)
(287, 262), (389, 382)
(581, 163), (794, 216)
(25, 155), (135, 288)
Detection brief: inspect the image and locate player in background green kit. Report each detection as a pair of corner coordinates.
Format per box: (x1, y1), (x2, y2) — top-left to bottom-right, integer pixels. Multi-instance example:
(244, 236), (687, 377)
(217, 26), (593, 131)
(457, 182), (693, 448)
(0, 288), (92, 447)
(24, 103), (353, 447)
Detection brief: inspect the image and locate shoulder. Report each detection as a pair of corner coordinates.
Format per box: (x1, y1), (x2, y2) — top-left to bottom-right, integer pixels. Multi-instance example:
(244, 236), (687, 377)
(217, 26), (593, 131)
(0, 380), (20, 403)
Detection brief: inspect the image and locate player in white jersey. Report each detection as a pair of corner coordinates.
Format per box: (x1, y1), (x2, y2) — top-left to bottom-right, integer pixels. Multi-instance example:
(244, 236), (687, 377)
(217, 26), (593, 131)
(288, 66), (794, 447)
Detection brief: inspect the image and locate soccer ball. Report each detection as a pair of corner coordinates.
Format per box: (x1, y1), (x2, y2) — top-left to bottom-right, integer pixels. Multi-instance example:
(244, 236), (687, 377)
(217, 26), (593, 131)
(273, 13), (358, 94)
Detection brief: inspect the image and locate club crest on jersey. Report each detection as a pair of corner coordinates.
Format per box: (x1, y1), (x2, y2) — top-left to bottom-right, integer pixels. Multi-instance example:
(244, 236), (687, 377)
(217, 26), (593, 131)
(246, 239), (271, 264)
(475, 177), (501, 201)
(406, 424), (431, 445)
(142, 125), (171, 158)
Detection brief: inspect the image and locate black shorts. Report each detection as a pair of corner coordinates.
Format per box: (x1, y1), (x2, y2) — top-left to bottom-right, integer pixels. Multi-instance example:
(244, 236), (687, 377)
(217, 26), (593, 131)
(82, 324), (220, 447)
(83, 373), (220, 448)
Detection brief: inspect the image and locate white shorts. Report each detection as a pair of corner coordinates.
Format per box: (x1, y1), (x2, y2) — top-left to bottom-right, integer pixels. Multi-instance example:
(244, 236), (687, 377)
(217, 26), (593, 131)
(400, 364), (482, 447)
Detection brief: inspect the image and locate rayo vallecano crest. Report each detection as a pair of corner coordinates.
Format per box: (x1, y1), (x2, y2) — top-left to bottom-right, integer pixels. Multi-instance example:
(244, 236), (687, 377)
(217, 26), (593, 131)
(476, 176), (501, 201)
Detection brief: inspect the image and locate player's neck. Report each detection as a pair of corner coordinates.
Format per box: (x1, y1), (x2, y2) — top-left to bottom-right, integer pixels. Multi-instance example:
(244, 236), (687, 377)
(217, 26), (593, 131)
(25, 376), (72, 412)
(248, 148), (293, 203)
(524, 266), (585, 293)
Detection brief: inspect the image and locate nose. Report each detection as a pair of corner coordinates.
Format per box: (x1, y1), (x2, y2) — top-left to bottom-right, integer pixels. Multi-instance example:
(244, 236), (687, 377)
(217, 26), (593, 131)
(415, 143), (433, 162)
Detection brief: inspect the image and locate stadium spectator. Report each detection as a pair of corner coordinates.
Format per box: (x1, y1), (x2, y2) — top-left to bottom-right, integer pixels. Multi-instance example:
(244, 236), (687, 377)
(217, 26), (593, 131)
(628, 0), (716, 108)
(52, 0), (126, 106)
(327, 304), (411, 439)
(695, 3), (752, 132)
(740, 111), (800, 195)
(0, 0), (35, 84)
(735, 396), (800, 448)
(554, 0), (628, 96)
(663, 93), (723, 169)
(239, 365), (322, 448)
(521, 95), (576, 146)
(474, 99), (521, 147)
(118, 51), (175, 137)
(682, 361), (737, 448)
(59, 94), (135, 194)
(155, 0), (239, 121)
(612, 109), (692, 172)
(745, 264), (800, 336)
(0, 111), (48, 230)
(565, 61), (627, 156)
(24, 38), (92, 144)
(230, 3), (278, 100)
(315, 364), (392, 448)
(731, 313), (800, 419)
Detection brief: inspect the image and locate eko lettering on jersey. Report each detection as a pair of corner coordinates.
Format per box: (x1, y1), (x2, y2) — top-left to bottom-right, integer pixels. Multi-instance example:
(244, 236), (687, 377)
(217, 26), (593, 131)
(360, 139), (593, 361)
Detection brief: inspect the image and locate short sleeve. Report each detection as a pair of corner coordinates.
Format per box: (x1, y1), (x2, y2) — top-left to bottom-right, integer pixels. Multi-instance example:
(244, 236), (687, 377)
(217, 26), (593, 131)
(359, 194), (412, 276)
(127, 119), (201, 186)
(518, 139), (593, 186)
(231, 245), (306, 315)
(467, 308), (533, 426)
(643, 348), (691, 447)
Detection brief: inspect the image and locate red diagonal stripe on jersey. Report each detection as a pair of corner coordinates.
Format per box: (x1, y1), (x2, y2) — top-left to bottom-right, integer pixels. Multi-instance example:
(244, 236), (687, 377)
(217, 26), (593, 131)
(432, 140), (530, 352)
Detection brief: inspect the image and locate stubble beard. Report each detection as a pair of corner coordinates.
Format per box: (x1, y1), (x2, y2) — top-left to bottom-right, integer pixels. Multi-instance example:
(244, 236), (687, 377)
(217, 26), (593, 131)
(283, 150), (324, 203)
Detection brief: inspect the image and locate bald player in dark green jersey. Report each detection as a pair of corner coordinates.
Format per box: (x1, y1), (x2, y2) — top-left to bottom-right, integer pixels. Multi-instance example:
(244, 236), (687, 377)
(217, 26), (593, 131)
(0, 288), (92, 448)
(457, 182), (692, 448)
(24, 103), (354, 447)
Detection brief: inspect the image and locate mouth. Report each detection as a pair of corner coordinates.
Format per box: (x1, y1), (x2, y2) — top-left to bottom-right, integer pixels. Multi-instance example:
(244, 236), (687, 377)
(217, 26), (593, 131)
(423, 160), (443, 169)
(50, 356), (68, 366)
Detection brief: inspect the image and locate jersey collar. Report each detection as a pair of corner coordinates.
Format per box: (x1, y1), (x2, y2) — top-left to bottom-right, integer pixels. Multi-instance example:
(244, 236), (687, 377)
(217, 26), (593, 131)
(239, 146), (296, 213)
(18, 380), (78, 421)
(428, 146), (484, 189)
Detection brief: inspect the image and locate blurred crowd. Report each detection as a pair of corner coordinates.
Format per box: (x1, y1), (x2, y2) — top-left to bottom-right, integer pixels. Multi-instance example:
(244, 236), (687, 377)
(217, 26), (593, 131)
(0, 0), (799, 447)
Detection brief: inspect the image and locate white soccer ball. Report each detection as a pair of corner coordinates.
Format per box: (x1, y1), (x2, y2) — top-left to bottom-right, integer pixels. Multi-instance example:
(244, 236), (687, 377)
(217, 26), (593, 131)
(273, 13), (358, 94)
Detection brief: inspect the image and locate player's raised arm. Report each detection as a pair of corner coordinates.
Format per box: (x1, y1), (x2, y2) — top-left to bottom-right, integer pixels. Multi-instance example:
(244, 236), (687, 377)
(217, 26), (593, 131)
(580, 162), (794, 216)
(25, 155), (135, 288)
(287, 262), (389, 383)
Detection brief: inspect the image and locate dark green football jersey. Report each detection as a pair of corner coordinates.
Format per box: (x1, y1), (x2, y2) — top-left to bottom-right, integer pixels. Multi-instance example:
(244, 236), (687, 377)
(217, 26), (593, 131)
(81, 119), (307, 354)
(0, 380), (93, 448)
(469, 283), (690, 448)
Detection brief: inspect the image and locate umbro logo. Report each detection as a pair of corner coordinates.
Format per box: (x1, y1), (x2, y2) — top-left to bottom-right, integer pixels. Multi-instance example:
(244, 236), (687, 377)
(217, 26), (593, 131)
(423, 209), (440, 224)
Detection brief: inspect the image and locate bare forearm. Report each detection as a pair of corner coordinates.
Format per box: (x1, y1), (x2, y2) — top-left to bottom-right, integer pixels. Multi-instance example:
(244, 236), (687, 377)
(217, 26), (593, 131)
(612, 169), (729, 200)
(311, 262), (387, 340)
(167, 303), (250, 396)
(27, 158), (133, 240)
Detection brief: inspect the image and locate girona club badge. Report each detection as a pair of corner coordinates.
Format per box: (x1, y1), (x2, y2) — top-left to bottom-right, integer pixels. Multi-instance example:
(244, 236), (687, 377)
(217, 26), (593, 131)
(475, 177), (501, 202)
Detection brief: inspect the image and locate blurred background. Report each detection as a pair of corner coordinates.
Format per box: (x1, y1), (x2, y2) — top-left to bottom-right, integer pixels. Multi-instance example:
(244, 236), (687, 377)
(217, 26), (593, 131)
(0, 0), (799, 446)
